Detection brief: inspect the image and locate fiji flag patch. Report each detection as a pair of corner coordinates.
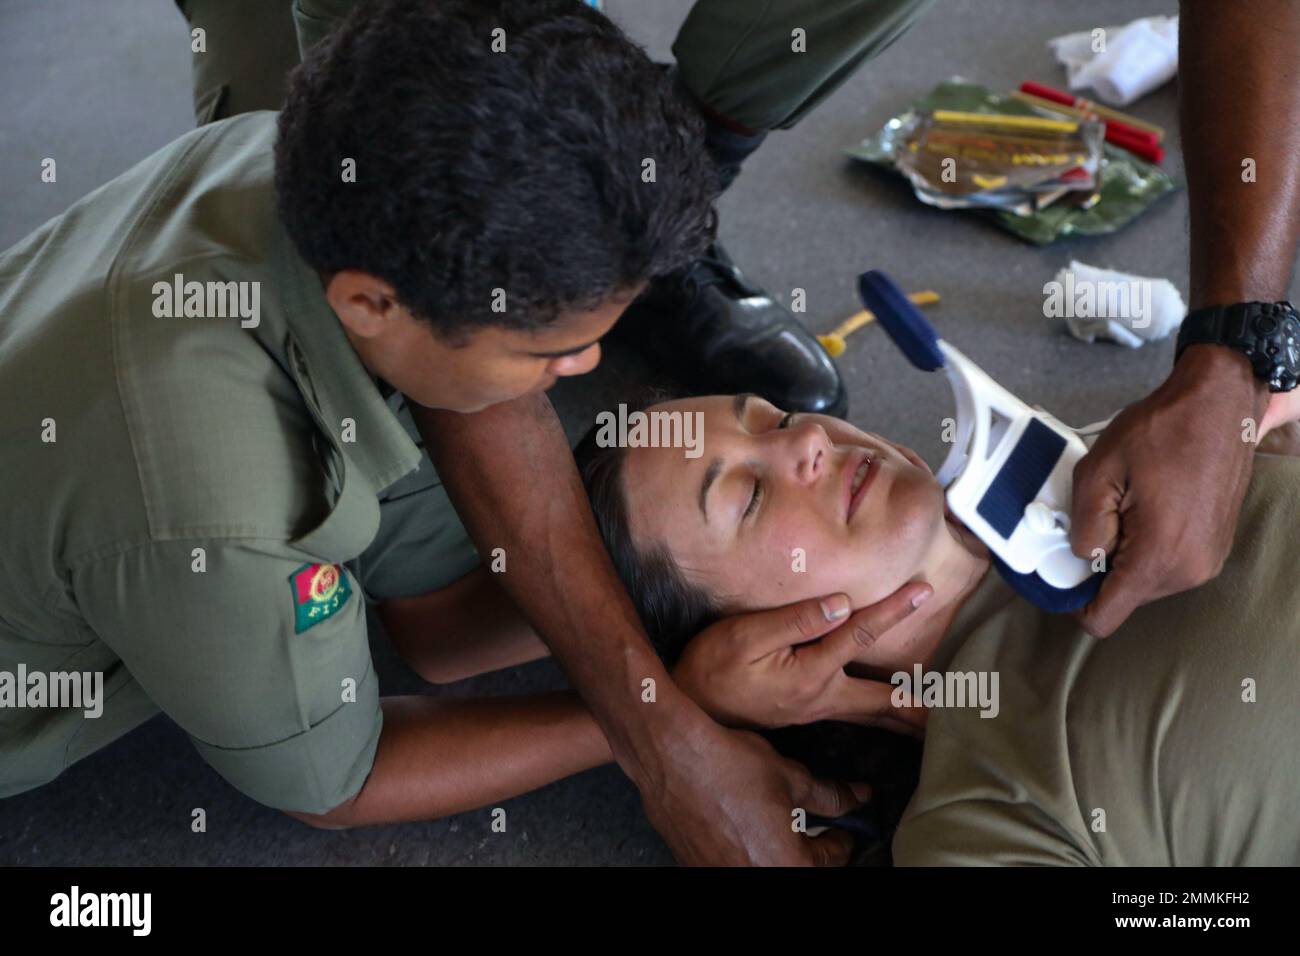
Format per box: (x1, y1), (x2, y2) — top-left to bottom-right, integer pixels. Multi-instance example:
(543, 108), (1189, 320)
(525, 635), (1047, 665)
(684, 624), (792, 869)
(289, 562), (353, 633)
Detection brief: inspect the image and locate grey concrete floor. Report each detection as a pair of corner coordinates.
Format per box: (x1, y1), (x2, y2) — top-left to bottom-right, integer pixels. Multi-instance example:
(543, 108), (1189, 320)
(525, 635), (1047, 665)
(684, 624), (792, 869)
(2, 0), (1294, 866)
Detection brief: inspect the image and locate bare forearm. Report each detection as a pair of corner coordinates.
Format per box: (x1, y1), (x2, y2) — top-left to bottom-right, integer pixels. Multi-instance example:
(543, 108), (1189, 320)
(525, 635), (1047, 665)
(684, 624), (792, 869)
(300, 693), (611, 827)
(413, 393), (707, 779)
(379, 568), (547, 684)
(1181, 0), (1300, 308)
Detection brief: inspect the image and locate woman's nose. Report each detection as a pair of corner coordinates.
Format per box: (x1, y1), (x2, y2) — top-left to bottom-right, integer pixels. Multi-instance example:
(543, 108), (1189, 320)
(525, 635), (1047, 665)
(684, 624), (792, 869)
(788, 421), (830, 483)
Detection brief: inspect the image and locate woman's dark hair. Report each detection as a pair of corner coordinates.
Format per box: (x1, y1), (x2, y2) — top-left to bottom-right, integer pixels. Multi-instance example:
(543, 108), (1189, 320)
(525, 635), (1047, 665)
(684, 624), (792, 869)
(574, 391), (719, 665)
(275, 0), (719, 340)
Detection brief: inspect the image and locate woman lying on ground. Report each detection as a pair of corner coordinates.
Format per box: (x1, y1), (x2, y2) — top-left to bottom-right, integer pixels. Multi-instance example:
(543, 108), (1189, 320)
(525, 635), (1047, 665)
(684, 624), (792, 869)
(573, 390), (1300, 865)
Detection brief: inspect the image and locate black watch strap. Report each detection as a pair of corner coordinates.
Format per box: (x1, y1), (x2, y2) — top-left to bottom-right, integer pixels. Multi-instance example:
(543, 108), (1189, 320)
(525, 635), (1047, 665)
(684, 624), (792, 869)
(1175, 300), (1300, 393)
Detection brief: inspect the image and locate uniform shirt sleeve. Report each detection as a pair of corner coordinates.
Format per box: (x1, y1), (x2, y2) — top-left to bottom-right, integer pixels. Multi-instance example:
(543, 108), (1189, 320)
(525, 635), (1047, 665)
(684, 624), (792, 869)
(72, 538), (381, 815)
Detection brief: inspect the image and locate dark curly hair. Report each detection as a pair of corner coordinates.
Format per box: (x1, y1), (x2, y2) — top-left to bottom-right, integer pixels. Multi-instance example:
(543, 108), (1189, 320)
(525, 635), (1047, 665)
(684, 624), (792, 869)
(275, 0), (718, 338)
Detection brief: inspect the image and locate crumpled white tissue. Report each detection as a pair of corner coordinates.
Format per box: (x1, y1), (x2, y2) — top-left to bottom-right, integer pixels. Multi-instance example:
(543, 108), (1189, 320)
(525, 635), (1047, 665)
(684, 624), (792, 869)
(1049, 16), (1179, 106)
(1054, 260), (1186, 348)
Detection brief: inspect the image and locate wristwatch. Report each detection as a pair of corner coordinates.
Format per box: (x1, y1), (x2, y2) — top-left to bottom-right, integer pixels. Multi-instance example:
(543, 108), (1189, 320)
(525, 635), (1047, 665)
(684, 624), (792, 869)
(1175, 300), (1300, 392)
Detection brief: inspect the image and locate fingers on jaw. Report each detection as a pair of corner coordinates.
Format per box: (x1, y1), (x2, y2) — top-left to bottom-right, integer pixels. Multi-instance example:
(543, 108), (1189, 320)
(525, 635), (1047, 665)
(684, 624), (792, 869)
(850, 618), (882, 651)
(789, 604), (825, 644)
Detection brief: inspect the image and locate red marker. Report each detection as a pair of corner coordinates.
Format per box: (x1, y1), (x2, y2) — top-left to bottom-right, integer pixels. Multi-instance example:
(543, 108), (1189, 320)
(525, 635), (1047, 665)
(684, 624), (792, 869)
(1019, 82), (1165, 163)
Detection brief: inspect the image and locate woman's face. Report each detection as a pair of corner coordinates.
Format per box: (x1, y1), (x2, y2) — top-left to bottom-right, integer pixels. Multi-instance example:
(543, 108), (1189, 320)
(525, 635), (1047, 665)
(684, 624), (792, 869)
(621, 395), (954, 613)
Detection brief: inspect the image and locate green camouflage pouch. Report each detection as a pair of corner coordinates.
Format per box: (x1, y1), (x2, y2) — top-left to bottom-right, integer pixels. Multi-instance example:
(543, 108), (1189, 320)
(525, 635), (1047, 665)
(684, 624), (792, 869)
(847, 77), (1178, 244)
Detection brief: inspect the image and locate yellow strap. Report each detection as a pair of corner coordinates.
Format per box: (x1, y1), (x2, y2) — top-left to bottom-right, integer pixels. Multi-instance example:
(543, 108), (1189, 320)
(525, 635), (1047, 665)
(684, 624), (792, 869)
(818, 291), (940, 356)
(931, 110), (1078, 133)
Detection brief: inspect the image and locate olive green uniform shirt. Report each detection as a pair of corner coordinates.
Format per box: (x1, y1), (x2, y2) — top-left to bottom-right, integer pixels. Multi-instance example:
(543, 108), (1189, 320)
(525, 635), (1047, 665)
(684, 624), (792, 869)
(894, 453), (1300, 865)
(0, 112), (431, 813)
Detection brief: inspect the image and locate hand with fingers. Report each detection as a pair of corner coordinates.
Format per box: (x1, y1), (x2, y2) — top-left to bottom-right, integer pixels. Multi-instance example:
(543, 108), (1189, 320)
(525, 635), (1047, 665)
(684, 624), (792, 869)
(670, 580), (933, 735)
(639, 723), (875, 866)
(1068, 346), (1269, 637)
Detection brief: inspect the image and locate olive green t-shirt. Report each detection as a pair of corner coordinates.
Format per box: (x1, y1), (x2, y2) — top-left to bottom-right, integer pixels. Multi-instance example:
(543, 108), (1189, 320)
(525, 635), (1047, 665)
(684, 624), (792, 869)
(893, 452), (1300, 865)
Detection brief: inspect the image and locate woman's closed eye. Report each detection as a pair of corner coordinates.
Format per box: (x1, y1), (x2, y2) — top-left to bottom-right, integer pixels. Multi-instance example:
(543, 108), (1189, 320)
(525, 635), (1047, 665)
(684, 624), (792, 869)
(742, 411), (798, 520)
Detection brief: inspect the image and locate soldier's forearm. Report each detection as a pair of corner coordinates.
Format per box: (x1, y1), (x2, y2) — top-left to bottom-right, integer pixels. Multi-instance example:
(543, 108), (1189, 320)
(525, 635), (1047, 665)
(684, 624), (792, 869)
(1180, 0), (1300, 309)
(413, 393), (712, 784)
(377, 567), (548, 685)
(291, 693), (611, 827)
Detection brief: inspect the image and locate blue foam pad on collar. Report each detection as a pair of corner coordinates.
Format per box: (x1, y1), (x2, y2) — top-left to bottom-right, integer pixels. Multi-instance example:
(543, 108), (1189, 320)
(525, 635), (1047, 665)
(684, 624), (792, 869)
(990, 554), (1103, 614)
(976, 419), (1067, 539)
(857, 270), (945, 372)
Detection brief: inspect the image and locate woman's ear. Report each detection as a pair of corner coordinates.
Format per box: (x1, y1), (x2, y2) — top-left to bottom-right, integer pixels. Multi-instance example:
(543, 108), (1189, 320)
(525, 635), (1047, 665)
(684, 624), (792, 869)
(326, 270), (407, 339)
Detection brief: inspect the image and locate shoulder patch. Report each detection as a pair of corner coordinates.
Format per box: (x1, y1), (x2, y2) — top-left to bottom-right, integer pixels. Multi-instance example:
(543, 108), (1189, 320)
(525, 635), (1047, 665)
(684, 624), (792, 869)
(289, 562), (353, 633)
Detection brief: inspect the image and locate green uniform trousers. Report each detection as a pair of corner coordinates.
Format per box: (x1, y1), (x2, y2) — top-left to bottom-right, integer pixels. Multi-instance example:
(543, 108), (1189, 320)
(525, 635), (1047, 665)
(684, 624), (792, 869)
(178, 0), (935, 130)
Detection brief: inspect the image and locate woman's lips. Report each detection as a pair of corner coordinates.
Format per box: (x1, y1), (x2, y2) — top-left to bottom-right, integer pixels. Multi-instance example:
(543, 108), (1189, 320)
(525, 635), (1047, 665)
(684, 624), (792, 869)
(846, 452), (880, 522)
